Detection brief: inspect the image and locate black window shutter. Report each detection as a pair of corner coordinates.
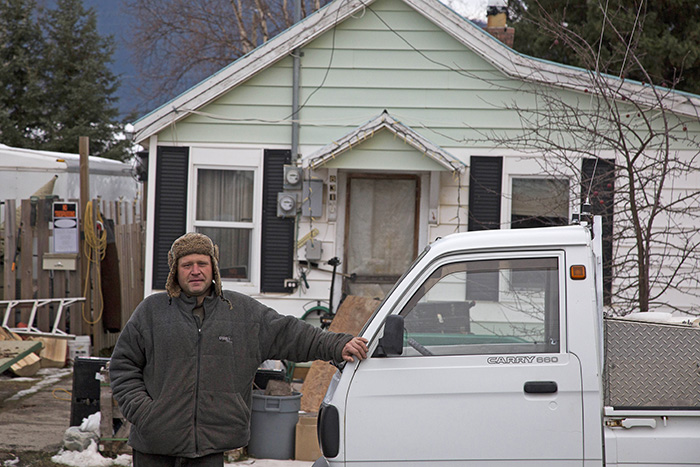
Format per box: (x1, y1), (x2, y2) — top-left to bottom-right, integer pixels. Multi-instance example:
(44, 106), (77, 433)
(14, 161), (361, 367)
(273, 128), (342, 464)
(468, 156), (503, 231)
(261, 149), (294, 293)
(466, 156), (503, 301)
(582, 158), (615, 305)
(152, 146), (189, 290)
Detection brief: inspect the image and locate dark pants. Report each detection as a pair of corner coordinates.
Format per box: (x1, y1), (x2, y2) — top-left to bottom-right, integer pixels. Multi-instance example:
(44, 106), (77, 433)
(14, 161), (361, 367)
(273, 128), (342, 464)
(132, 450), (224, 467)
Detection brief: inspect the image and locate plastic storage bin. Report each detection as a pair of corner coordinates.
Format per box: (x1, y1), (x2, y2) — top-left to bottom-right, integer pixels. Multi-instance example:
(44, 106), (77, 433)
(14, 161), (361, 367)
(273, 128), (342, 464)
(68, 336), (91, 364)
(247, 390), (302, 459)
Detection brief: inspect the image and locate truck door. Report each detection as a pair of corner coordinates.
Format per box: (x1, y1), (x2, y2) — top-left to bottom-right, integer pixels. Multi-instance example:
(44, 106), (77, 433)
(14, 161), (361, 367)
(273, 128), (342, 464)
(344, 252), (584, 466)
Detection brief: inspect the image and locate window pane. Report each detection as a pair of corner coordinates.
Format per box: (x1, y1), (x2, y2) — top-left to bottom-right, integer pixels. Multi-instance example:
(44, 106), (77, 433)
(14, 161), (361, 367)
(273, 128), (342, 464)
(197, 169), (254, 222)
(196, 226), (251, 281)
(511, 178), (569, 228)
(399, 257), (560, 356)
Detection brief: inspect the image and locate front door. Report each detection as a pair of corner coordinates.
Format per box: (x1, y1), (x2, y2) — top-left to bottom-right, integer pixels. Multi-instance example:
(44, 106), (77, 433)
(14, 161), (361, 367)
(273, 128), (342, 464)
(344, 174), (419, 299)
(344, 252), (584, 465)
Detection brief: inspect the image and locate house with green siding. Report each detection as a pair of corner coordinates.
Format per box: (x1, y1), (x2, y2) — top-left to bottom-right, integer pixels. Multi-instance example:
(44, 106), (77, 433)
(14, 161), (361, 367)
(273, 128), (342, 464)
(132, 0), (700, 317)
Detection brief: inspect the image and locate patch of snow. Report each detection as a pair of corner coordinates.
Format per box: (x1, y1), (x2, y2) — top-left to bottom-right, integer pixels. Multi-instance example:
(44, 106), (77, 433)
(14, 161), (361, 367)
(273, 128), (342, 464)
(80, 412), (101, 434)
(0, 376), (39, 382)
(51, 441), (131, 466)
(6, 368), (72, 401)
(621, 312), (700, 326)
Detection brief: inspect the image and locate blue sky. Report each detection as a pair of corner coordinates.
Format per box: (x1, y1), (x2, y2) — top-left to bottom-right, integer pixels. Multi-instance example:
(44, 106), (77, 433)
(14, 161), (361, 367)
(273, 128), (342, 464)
(82, 0), (140, 120)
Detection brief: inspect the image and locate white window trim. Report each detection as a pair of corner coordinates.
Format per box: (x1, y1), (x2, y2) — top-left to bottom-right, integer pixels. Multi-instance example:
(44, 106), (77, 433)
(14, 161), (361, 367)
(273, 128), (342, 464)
(497, 153), (579, 229)
(508, 175), (571, 226)
(502, 175), (573, 229)
(188, 147), (264, 295)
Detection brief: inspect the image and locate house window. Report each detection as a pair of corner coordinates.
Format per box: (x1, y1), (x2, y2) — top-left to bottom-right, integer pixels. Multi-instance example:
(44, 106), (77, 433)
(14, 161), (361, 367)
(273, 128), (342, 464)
(511, 178), (569, 228)
(194, 168), (255, 281)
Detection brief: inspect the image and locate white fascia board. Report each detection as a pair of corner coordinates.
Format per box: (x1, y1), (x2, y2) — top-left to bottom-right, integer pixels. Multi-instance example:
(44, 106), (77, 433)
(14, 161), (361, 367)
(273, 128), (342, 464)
(143, 135), (159, 296)
(132, 0), (377, 143)
(304, 111), (466, 172)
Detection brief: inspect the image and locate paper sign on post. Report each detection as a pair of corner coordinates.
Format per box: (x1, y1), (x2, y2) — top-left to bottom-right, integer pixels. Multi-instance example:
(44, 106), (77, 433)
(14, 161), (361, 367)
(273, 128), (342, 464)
(53, 202), (79, 254)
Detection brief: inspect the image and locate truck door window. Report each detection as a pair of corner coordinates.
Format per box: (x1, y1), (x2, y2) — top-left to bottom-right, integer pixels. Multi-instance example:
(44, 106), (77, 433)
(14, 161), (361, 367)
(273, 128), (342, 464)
(399, 257), (560, 356)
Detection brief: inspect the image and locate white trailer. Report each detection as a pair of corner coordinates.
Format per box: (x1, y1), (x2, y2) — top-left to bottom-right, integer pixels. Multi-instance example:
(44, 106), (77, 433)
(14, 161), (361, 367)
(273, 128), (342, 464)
(0, 144), (139, 204)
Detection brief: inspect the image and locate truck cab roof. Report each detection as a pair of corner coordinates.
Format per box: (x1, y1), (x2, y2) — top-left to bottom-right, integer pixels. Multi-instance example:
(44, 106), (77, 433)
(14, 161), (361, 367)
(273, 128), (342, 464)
(430, 224), (592, 257)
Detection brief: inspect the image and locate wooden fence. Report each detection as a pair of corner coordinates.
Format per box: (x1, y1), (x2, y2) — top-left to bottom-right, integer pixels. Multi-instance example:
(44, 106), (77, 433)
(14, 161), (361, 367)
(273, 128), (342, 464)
(1, 197), (144, 354)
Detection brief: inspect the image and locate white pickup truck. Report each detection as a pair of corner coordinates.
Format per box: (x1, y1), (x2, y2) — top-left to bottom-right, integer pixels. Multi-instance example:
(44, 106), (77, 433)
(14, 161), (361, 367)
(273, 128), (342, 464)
(314, 220), (700, 466)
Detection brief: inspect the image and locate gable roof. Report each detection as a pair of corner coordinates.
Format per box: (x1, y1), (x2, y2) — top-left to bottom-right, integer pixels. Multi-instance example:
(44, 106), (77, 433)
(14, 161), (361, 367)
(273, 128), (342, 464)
(303, 110), (465, 172)
(132, 0), (700, 143)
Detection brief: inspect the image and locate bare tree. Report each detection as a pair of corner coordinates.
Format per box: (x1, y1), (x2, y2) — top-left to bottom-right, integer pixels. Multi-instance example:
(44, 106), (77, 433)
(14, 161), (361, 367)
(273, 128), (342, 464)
(125, 0), (331, 110)
(477, 2), (700, 316)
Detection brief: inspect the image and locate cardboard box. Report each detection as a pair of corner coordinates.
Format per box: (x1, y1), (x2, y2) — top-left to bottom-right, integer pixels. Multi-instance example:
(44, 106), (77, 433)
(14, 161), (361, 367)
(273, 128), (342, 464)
(292, 363), (310, 381)
(295, 413), (321, 461)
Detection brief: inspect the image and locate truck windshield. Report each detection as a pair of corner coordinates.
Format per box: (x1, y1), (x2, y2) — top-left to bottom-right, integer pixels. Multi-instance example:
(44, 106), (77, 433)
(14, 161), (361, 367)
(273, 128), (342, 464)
(399, 256), (560, 356)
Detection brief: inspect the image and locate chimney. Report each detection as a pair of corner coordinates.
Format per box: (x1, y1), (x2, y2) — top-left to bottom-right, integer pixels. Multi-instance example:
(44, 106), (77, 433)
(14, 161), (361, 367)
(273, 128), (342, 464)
(486, 0), (514, 48)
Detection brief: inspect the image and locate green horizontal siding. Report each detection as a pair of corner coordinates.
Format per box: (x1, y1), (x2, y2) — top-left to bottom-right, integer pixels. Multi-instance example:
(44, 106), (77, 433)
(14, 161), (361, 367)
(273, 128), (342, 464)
(320, 130), (449, 171)
(306, 30), (470, 51)
(157, 0), (697, 152)
(296, 49), (497, 71)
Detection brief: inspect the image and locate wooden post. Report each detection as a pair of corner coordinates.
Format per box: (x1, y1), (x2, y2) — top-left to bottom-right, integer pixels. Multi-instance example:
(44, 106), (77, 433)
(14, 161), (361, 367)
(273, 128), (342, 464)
(114, 200), (121, 225)
(79, 137), (91, 345)
(20, 200), (33, 301)
(80, 137), (90, 233)
(3, 199), (17, 301)
(91, 199), (101, 352)
(16, 199), (34, 325)
(99, 365), (131, 454)
(68, 268), (82, 336)
(54, 270), (67, 330)
(37, 198), (50, 331)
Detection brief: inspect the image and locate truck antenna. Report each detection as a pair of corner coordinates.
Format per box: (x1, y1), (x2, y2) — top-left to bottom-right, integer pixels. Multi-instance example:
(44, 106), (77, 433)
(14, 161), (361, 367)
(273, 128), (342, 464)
(571, 198), (593, 226)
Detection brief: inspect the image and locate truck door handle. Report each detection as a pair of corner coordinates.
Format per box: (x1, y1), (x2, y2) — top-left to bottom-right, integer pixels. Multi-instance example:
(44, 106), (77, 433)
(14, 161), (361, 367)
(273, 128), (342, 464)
(524, 381), (558, 394)
(621, 418), (656, 429)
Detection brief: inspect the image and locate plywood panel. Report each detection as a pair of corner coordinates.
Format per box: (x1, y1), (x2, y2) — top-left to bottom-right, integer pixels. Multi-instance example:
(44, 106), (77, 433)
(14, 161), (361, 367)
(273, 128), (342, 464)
(300, 296), (378, 413)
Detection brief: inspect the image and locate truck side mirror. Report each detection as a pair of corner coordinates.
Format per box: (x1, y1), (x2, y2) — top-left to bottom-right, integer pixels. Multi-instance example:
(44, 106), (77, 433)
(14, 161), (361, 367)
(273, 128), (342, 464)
(374, 314), (404, 357)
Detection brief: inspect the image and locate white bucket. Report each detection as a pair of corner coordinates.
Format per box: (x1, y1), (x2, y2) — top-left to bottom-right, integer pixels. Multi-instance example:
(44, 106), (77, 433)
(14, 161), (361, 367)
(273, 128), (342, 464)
(68, 336), (91, 364)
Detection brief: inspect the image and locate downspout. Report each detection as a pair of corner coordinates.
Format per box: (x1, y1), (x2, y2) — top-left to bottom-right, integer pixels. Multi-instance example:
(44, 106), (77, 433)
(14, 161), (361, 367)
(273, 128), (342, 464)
(291, 0), (302, 286)
(291, 0), (302, 163)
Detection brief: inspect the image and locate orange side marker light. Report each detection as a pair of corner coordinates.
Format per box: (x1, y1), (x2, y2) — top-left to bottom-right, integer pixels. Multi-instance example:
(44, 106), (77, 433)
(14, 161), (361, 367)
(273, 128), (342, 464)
(570, 265), (586, 280)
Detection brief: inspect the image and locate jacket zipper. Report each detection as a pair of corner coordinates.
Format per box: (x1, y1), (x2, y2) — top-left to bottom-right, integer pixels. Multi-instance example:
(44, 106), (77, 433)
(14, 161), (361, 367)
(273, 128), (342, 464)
(194, 316), (203, 454)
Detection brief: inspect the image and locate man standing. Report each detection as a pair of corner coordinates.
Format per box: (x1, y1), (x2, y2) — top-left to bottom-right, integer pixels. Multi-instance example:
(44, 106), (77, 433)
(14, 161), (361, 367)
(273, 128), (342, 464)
(110, 232), (368, 466)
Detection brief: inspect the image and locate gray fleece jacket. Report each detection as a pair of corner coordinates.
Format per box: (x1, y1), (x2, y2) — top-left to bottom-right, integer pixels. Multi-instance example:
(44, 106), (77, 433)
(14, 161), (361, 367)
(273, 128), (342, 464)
(109, 290), (352, 457)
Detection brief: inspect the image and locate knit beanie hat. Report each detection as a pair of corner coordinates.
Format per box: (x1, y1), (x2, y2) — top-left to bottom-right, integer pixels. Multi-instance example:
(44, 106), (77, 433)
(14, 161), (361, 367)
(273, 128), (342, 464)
(165, 232), (223, 299)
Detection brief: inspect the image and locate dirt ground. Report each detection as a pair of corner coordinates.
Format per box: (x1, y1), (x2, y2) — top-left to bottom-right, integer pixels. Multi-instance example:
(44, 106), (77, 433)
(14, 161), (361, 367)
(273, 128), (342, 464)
(0, 368), (315, 467)
(0, 367), (74, 465)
